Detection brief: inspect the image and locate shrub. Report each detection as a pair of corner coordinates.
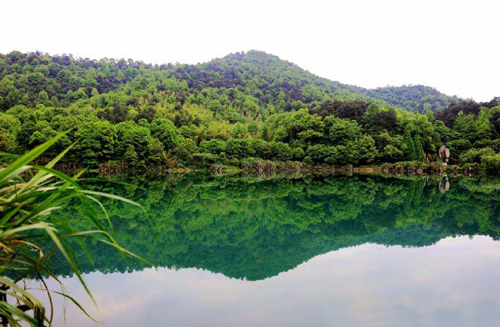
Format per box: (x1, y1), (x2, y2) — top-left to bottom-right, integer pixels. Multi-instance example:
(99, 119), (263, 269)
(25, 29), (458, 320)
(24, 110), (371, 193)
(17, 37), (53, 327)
(481, 154), (500, 171)
(459, 147), (495, 164)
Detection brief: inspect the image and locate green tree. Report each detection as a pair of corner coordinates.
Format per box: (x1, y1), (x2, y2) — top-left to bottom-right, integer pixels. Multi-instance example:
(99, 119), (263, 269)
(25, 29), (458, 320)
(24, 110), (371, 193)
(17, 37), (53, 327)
(0, 113), (21, 152)
(414, 135), (425, 161)
(326, 116), (361, 145)
(147, 138), (166, 164)
(233, 124), (245, 138)
(248, 122), (258, 135)
(453, 111), (478, 142)
(151, 118), (184, 151)
(75, 120), (117, 166)
(125, 144), (139, 166)
(36, 90), (49, 105)
(404, 132), (417, 161)
(357, 135), (379, 164)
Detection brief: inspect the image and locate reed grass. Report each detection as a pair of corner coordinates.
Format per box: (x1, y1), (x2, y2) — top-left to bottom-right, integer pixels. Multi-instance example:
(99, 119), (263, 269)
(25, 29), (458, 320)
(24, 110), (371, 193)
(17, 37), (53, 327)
(0, 133), (144, 326)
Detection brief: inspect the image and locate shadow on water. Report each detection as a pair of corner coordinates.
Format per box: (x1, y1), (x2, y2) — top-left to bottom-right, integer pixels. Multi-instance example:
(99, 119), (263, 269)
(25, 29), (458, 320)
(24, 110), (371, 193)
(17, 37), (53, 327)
(34, 174), (500, 281)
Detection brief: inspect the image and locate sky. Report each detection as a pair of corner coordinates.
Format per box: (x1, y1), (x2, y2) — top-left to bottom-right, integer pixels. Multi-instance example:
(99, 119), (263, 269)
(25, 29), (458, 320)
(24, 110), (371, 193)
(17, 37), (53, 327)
(35, 236), (500, 327)
(1, 0), (498, 101)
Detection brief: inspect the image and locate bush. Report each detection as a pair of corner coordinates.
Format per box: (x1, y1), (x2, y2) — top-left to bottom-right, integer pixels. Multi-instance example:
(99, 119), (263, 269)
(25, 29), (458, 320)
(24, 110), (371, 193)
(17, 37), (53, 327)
(306, 144), (328, 163)
(481, 154), (500, 171)
(447, 139), (472, 153)
(473, 139), (500, 150)
(292, 147), (305, 160)
(270, 142), (293, 161)
(199, 139), (227, 154)
(459, 147), (495, 164)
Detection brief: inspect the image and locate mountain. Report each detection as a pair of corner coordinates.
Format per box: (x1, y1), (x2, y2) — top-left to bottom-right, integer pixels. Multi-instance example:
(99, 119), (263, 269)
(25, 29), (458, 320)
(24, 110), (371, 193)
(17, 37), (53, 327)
(5, 50), (492, 170)
(0, 50), (458, 113)
(172, 51), (459, 112)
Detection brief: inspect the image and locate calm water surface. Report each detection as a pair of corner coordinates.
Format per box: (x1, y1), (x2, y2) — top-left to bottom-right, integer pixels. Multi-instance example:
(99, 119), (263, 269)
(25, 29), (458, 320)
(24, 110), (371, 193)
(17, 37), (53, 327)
(37, 175), (500, 326)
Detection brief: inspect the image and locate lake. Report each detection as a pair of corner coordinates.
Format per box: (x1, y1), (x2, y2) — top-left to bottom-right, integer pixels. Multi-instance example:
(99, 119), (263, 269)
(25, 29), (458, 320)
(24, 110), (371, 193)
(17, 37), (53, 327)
(34, 174), (500, 326)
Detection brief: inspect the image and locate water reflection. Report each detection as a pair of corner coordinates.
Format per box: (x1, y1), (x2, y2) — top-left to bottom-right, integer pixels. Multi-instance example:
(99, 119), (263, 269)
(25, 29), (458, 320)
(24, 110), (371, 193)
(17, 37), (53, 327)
(45, 175), (500, 279)
(33, 175), (500, 326)
(439, 176), (450, 194)
(42, 236), (500, 327)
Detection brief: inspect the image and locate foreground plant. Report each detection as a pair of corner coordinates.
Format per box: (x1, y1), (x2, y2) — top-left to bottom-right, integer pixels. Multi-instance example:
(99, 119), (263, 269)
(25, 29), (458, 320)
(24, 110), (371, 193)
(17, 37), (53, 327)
(0, 133), (143, 326)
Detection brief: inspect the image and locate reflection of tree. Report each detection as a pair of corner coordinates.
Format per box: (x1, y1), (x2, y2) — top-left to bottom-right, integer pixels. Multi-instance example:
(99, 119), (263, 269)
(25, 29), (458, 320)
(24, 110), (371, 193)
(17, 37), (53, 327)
(41, 175), (500, 281)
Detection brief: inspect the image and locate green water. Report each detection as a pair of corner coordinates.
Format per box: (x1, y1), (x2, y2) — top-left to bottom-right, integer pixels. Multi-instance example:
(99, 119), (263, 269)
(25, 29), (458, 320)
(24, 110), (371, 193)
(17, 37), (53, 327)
(43, 174), (500, 326)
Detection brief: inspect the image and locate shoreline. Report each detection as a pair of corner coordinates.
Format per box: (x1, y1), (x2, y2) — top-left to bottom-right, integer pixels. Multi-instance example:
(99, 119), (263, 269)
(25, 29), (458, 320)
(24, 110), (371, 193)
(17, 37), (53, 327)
(11, 158), (481, 178)
(85, 160), (481, 178)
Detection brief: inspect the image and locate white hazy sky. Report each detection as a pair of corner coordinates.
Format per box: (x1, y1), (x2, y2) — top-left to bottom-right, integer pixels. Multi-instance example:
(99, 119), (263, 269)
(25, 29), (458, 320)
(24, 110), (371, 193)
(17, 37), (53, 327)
(1, 0), (498, 101)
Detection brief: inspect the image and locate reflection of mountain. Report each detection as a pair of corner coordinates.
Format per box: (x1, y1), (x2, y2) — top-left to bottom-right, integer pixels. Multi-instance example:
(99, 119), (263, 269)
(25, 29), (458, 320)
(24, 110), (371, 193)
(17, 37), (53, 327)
(48, 175), (500, 281)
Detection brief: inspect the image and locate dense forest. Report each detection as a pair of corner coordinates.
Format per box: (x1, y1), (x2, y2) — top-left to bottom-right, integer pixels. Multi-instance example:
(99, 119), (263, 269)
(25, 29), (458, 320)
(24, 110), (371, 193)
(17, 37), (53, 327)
(1, 50), (499, 172)
(35, 174), (500, 280)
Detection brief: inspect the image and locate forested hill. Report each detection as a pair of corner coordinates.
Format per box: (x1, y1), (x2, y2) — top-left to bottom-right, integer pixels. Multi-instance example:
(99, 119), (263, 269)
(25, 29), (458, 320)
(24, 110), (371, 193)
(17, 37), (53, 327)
(358, 85), (458, 113)
(169, 51), (458, 113)
(2, 50), (499, 172)
(0, 50), (457, 113)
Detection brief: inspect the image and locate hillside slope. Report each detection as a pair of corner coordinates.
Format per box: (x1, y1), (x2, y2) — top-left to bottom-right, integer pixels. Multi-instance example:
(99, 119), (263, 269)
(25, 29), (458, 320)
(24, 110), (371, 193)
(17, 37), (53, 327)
(0, 50), (457, 113)
(174, 51), (458, 112)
